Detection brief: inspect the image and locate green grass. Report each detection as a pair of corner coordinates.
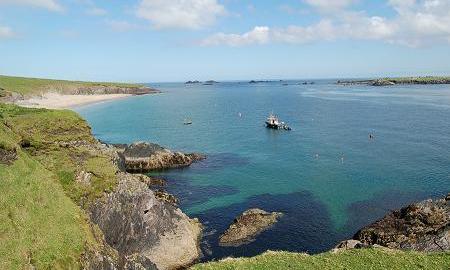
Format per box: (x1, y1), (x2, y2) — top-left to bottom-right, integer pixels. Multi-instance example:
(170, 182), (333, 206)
(0, 104), (118, 206)
(0, 123), (94, 269)
(0, 74), (144, 96)
(0, 103), (121, 268)
(192, 249), (450, 270)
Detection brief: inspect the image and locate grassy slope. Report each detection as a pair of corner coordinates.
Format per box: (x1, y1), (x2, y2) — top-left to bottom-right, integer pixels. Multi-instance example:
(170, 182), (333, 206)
(0, 74), (143, 96)
(193, 249), (450, 270)
(0, 104), (118, 269)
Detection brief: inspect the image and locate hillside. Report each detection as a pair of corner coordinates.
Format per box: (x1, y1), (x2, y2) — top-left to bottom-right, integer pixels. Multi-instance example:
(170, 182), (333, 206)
(0, 75), (158, 101)
(0, 104), (119, 269)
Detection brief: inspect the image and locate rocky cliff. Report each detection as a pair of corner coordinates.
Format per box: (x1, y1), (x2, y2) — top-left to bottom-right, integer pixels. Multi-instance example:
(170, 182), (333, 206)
(89, 173), (202, 270)
(0, 104), (202, 270)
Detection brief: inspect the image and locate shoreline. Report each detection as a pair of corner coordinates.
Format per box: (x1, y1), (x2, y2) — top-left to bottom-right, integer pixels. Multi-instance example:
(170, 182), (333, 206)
(15, 93), (136, 109)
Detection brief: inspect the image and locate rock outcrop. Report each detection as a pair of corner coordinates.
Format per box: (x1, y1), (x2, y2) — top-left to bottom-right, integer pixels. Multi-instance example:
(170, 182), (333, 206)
(0, 146), (17, 165)
(120, 142), (205, 173)
(219, 208), (283, 247)
(370, 79), (396, 86)
(89, 173), (202, 270)
(354, 194), (449, 252)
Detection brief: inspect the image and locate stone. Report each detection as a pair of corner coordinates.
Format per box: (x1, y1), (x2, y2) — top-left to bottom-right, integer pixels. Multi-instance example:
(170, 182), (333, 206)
(219, 208), (283, 247)
(121, 142), (205, 173)
(89, 173), (202, 270)
(76, 170), (92, 185)
(332, 240), (368, 253)
(0, 147), (17, 165)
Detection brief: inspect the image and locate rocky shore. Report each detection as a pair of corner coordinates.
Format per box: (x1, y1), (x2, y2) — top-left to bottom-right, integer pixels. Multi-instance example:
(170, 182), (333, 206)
(219, 208), (283, 247)
(334, 194), (449, 253)
(353, 194), (449, 252)
(119, 141), (205, 173)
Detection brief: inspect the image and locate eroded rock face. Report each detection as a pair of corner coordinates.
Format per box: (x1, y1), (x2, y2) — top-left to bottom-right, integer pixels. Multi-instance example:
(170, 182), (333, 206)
(121, 142), (205, 173)
(89, 173), (202, 270)
(0, 147), (17, 165)
(354, 194), (450, 251)
(219, 208), (283, 247)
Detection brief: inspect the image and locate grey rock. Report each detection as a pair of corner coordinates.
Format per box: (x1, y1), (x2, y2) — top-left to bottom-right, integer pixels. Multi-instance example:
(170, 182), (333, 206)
(333, 240), (367, 251)
(219, 208), (283, 247)
(121, 142), (205, 173)
(0, 147), (17, 165)
(370, 79), (396, 86)
(89, 173), (202, 270)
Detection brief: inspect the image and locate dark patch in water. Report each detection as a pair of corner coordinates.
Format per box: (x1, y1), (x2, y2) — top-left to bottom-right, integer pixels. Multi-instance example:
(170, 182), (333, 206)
(151, 174), (239, 208)
(194, 191), (343, 261)
(150, 152), (248, 207)
(189, 152), (251, 172)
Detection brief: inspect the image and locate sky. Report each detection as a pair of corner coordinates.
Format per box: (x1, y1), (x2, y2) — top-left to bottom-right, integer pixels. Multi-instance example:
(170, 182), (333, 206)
(1, 0), (450, 82)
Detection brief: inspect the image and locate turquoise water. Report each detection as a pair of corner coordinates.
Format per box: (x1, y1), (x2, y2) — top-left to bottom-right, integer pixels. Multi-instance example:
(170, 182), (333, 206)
(77, 80), (450, 258)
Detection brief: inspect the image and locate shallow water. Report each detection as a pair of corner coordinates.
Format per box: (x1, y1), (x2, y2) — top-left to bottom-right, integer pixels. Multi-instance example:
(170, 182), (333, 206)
(76, 80), (450, 260)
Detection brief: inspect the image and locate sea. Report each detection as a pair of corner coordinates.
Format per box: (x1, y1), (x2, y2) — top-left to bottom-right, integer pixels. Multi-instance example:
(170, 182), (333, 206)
(76, 80), (450, 261)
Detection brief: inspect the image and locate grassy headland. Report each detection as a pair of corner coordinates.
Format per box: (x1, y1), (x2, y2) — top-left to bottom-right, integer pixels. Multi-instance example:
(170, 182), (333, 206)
(0, 103), (119, 268)
(192, 249), (450, 270)
(0, 75), (145, 96)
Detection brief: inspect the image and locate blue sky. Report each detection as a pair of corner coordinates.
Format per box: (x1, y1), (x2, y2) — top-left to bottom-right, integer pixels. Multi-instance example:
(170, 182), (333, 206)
(1, 0), (450, 82)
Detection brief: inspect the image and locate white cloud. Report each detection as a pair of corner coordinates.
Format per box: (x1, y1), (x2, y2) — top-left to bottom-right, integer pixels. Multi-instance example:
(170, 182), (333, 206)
(201, 0), (450, 47)
(303, 0), (357, 12)
(136, 0), (226, 30)
(201, 26), (270, 46)
(0, 25), (14, 38)
(0, 0), (63, 12)
(86, 7), (107, 16)
(105, 20), (139, 32)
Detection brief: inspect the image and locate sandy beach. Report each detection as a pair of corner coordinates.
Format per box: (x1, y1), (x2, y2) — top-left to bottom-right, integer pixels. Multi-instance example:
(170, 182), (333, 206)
(15, 93), (132, 109)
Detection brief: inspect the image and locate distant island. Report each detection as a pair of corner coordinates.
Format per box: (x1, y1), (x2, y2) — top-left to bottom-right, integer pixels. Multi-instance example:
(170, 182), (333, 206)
(337, 76), (450, 86)
(185, 80), (219, 85)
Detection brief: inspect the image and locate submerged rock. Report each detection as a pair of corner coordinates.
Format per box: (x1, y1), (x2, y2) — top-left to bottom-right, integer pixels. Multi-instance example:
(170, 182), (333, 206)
(354, 194), (449, 251)
(121, 142), (205, 173)
(89, 173), (202, 270)
(219, 208), (283, 247)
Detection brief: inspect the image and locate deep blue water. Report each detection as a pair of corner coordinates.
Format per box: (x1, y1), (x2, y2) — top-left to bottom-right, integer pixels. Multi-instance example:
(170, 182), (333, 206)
(76, 80), (450, 260)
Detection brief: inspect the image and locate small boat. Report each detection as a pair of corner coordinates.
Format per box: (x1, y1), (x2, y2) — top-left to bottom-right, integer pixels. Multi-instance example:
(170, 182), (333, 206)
(183, 118), (193, 125)
(265, 113), (291, 130)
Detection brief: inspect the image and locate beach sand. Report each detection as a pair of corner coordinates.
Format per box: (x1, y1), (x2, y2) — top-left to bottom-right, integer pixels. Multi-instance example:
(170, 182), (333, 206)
(15, 93), (132, 109)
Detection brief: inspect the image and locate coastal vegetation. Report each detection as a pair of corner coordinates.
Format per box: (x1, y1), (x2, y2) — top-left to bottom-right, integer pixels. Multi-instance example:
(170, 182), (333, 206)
(0, 75), (145, 96)
(337, 76), (450, 86)
(0, 105), (105, 269)
(192, 249), (450, 270)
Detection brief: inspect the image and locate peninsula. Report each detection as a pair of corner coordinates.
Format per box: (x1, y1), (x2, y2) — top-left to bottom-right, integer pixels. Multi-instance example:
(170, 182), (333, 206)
(0, 75), (160, 109)
(337, 76), (450, 86)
